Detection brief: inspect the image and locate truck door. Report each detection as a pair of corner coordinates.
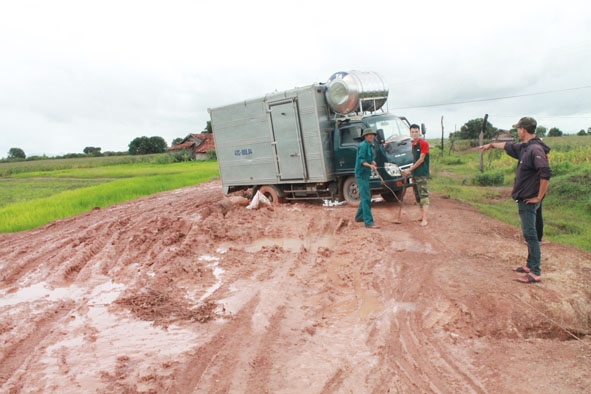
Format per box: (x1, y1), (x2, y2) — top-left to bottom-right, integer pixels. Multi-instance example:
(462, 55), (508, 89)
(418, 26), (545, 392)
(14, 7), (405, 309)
(334, 123), (364, 175)
(269, 100), (306, 181)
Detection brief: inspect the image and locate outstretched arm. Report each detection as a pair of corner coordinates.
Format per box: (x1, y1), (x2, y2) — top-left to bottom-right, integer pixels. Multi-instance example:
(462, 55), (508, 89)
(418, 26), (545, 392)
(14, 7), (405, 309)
(480, 142), (506, 151)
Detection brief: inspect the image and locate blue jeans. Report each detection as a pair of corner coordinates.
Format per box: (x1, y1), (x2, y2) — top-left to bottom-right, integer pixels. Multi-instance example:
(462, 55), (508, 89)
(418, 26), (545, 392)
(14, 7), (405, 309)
(518, 201), (541, 276)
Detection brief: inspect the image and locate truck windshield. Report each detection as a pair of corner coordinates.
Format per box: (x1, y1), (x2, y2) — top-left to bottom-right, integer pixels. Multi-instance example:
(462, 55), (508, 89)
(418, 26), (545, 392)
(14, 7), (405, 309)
(365, 115), (410, 141)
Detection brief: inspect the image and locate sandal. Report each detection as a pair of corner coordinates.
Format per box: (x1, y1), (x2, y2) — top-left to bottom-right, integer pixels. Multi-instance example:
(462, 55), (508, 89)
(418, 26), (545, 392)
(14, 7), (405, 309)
(516, 273), (541, 284)
(512, 266), (530, 273)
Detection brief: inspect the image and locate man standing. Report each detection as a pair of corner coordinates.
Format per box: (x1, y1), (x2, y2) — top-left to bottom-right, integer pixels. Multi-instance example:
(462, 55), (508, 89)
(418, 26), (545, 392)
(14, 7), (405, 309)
(355, 128), (380, 229)
(403, 124), (430, 226)
(480, 117), (551, 283)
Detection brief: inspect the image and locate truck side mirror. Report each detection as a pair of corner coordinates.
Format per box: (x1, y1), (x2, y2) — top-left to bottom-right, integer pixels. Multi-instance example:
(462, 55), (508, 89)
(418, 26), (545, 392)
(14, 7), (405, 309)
(421, 123), (427, 137)
(376, 129), (385, 144)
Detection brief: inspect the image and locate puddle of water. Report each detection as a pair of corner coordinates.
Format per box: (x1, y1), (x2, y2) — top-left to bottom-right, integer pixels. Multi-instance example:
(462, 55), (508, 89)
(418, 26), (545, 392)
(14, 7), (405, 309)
(0, 282), (83, 307)
(392, 301), (417, 312)
(198, 261), (224, 303)
(234, 236), (336, 254)
(0, 279), (125, 308)
(198, 254), (218, 262)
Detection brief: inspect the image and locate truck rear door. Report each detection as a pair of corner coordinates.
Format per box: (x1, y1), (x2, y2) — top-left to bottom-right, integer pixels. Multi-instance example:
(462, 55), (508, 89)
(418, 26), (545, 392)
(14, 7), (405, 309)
(269, 100), (306, 181)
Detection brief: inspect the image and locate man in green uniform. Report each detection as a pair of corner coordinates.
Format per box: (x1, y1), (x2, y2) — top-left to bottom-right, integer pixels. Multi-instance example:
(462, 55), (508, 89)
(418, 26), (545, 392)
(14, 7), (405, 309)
(354, 128), (380, 229)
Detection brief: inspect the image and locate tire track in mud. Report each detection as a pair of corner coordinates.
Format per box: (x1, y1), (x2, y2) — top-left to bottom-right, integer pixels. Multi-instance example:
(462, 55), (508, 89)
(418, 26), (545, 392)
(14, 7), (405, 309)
(0, 301), (74, 390)
(381, 244), (488, 394)
(58, 221), (116, 284)
(172, 295), (261, 393)
(244, 305), (287, 393)
(321, 226), (488, 393)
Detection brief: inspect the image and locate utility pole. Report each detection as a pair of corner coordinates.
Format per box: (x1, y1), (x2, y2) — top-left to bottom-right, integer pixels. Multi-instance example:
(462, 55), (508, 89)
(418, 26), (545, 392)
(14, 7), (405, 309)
(479, 114), (488, 172)
(440, 116), (444, 156)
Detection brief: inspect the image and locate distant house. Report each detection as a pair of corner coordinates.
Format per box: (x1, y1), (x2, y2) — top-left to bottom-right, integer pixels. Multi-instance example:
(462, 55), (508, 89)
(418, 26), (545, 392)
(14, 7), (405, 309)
(492, 130), (515, 142)
(168, 133), (215, 161)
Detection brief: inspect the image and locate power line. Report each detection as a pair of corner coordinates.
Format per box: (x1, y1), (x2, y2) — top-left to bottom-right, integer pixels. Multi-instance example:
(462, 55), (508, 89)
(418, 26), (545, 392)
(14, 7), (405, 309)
(390, 85), (591, 110)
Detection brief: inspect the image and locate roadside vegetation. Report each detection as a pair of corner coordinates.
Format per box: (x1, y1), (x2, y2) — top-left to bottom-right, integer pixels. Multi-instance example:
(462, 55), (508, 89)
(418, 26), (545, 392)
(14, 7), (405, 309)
(429, 135), (591, 251)
(0, 154), (219, 232)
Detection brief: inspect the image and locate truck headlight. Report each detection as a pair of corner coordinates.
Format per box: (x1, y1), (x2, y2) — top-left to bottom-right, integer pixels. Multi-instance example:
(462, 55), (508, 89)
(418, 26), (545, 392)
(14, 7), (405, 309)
(384, 162), (401, 177)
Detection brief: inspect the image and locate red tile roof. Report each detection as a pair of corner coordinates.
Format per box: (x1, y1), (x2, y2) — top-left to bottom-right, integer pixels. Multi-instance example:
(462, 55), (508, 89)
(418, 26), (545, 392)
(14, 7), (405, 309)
(169, 133), (215, 153)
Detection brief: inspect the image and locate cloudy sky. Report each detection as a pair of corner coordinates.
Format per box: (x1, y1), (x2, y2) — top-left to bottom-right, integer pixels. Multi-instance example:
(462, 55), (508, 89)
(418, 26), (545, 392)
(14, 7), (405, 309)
(1, 0), (590, 158)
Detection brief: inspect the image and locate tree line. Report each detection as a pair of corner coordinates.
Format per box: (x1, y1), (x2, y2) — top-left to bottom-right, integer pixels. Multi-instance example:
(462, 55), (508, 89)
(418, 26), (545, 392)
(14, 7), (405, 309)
(4, 119), (588, 161)
(5, 135), (170, 161)
(449, 118), (591, 141)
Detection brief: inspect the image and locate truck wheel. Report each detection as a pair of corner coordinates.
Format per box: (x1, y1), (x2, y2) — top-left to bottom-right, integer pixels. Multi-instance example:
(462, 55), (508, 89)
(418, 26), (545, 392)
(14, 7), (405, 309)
(342, 176), (360, 207)
(258, 185), (285, 204)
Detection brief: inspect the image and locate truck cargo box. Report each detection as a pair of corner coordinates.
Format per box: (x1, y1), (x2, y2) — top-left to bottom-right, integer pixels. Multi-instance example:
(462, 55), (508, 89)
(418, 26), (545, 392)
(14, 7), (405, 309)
(210, 84), (334, 194)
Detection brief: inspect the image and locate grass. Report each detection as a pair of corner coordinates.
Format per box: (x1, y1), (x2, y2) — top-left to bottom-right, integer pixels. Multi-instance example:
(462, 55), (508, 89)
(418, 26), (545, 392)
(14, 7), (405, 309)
(429, 135), (591, 251)
(0, 157), (219, 232)
(0, 154), (174, 177)
(0, 178), (105, 207)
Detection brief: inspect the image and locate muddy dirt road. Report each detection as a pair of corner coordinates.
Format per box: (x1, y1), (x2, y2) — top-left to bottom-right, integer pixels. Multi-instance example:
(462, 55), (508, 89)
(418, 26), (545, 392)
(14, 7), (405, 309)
(1, 180), (590, 394)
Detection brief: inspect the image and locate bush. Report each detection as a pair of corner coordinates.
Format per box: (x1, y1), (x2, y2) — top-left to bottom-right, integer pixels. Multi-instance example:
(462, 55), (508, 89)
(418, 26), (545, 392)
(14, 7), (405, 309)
(168, 150), (192, 162)
(550, 161), (575, 177)
(206, 150), (217, 161)
(473, 172), (504, 186)
(550, 172), (591, 204)
(443, 157), (464, 166)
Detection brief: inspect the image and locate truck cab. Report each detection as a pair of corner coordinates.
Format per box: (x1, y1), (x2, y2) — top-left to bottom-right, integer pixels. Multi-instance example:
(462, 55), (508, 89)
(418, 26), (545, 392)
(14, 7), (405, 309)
(333, 113), (414, 204)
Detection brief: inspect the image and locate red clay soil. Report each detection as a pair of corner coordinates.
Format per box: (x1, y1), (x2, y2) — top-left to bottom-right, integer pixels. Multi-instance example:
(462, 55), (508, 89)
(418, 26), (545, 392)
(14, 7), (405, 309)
(1, 180), (590, 394)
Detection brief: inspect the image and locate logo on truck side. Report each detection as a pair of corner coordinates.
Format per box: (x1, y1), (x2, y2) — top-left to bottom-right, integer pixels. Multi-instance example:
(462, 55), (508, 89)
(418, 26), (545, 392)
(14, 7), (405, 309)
(234, 148), (253, 156)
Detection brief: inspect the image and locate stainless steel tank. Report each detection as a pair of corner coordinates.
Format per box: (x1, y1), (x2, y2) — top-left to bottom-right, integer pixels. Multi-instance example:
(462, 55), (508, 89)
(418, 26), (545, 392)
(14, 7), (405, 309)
(325, 71), (389, 115)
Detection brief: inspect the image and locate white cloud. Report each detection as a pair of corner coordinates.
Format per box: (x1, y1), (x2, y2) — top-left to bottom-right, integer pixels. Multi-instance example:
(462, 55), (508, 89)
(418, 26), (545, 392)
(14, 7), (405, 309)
(1, 0), (591, 157)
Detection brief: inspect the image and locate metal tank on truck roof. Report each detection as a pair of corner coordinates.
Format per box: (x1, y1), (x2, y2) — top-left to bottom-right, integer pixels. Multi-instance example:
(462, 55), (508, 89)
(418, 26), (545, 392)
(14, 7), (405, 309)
(325, 71), (389, 115)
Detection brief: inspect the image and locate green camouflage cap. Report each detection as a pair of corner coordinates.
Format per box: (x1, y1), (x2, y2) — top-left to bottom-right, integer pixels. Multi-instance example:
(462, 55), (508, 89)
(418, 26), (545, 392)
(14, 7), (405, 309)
(512, 117), (537, 133)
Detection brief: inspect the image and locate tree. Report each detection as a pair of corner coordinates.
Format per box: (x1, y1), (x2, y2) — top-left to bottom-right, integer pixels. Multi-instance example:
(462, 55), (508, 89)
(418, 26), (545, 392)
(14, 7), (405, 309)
(535, 126), (547, 138)
(171, 137), (184, 146)
(203, 121), (212, 133)
(128, 136), (168, 155)
(454, 118), (497, 140)
(148, 136), (168, 153)
(548, 127), (563, 137)
(577, 129), (587, 136)
(8, 147), (26, 160)
(83, 146), (102, 156)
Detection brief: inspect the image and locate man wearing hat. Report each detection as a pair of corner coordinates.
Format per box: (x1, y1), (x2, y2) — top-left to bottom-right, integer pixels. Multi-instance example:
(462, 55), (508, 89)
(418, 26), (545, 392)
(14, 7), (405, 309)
(354, 128), (380, 228)
(480, 117), (552, 283)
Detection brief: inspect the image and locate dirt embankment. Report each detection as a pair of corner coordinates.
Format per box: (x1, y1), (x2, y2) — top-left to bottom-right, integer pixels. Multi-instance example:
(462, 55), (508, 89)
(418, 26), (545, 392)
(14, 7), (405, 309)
(1, 180), (590, 394)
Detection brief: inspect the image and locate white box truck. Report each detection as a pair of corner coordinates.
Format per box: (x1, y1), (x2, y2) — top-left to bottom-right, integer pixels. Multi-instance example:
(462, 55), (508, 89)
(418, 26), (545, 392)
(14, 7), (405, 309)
(209, 71), (416, 205)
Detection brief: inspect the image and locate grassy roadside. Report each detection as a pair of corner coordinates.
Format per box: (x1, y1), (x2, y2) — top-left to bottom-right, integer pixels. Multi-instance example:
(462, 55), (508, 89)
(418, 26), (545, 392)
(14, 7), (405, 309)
(0, 158), (219, 233)
(428, 136), (591, 251)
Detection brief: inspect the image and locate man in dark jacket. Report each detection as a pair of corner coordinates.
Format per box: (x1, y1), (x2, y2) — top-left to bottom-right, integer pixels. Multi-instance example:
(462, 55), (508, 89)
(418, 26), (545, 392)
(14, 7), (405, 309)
(480, 117), (551, 283)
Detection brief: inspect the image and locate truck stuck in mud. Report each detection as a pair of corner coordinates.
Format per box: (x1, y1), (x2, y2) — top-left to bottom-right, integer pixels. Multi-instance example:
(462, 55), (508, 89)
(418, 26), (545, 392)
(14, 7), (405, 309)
(209, 71), (419, 205)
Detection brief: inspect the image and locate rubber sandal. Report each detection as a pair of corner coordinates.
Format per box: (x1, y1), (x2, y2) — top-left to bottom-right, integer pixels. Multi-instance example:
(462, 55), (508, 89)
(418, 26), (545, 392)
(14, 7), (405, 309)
(516, 273), (541, 284)
(513, 266), (530, 273)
